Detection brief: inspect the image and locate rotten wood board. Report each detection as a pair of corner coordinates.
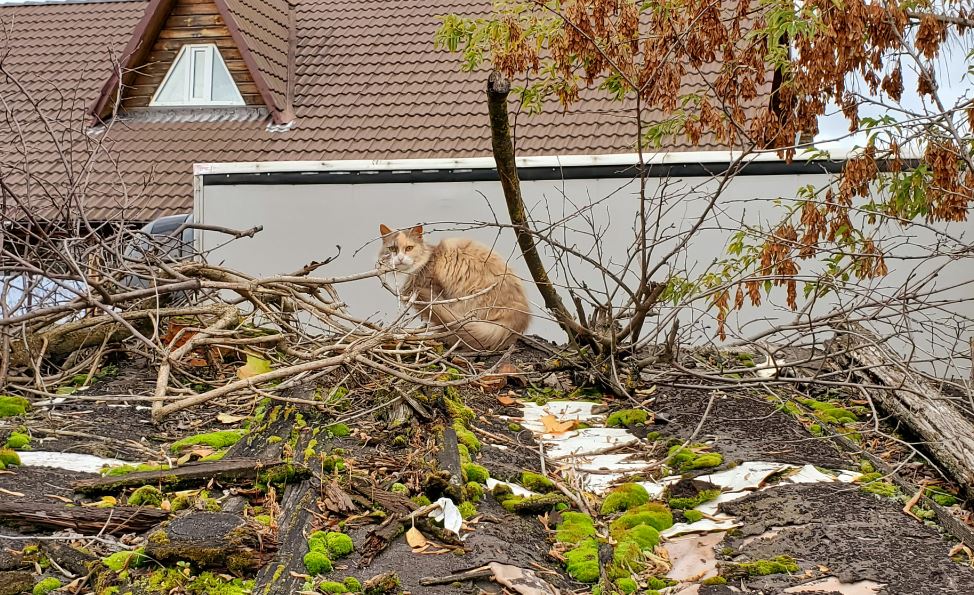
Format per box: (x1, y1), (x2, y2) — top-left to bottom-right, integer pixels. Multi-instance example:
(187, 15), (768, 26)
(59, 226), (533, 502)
(72, 459), (309, 495)
(0, 503), (168, 535)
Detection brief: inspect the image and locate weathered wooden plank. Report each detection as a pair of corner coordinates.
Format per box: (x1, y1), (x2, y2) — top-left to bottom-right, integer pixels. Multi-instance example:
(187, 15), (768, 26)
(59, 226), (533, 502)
(839, 323), (974, 498)
(157, 26), (232, 40)
(0, 503), (168, 535)
(165, 14), (224, 28)
(154, 37), (237, 51)
(72, 459), (308, 495)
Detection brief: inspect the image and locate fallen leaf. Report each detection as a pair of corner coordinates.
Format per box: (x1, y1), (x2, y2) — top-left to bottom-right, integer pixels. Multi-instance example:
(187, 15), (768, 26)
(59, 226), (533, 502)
(175, 452), (194, 466)
(476, 374), (507, 392)
(160, 499), (172, 512)
(0, 488), (25, 497)
(217, 413), (248, 424)
(237, 354), (272, 380)
(540, 414), (578, 435)
(405, 526), (428, 549)
(497, 395), (517, 406)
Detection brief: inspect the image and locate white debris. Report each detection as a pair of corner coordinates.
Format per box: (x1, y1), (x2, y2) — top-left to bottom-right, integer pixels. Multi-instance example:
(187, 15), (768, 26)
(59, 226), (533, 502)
(429, 497), (463, 537)
(755, 354), (779, 378)
(698, 461), (791, 492)
(637, 476), (682, 499)
(542, 428), (639, 459)
(695, 491), (751, 516)
(661, 517), (740, 538)
(664, 531), (726, 581)
(486, 478), (538, 498)
(518, 401), (604, 432)
(17, 451), (136, 474)
(786, 464), (838, 484)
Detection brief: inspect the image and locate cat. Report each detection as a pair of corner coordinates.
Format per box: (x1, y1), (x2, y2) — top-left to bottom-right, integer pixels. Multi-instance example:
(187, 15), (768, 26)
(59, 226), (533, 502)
(377, 224), (531, 351)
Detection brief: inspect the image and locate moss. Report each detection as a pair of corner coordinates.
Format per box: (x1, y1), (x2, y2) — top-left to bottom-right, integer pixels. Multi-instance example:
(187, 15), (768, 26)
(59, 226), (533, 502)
(507, 423), (522, 432)
(254, 514), (272, 526)
(325, 532), (354, 558)
(344, 577), (362, 592)
(457, 444), (471, 464)
(501, 493), (569, 514)
(564, 538), (599, 583)
(777, 401), (801, 417)
(925, 486), (959, 507)
(170, 430), (244, 452)
(443, 389), (475, 423)
(724, 555), (799, 577)
(609, 502), (674, 538)
(857, 473), (898, 498)
(320, 456), (346, 474)
(647, 577), (675, 589)
(199, 449), (227, 462)
(601, 483), (650, 514)
(798, 398), (859, 424)
(701, 576), (728, 585)
(0, 396), (30, 417)
(32, 578), (61, 595)
(102, 548), (146, 572)
(492, 483), (514, 502)
(303, 550), (333, 575)
(320, 581), (349, 593)
(555, 512), (596, 544)
(606, 409), (649, 428)
(453, 421), (480, 452)
(187, 572), (254, 595)
(327, 423), (351, 438)
(618, 524), (660, 550)
(809, 423), (824, 437)
(128, 485), (163, 507)
(458, 501), (477, 519)
(4, 431), (30, 450)
(103, 463), (168, 477)
(391, 435), (408, 448)
(412, 494), (431, 507)
(462, 463), (489, 484)
(464, 482), (483, 502)
(267, 435), (283, 444)
(683, 510), (704, 523)
(860, 460), (876, 474)
(667, 444), (723, 472)
(520, 471), (555, 493)
(390, 483), (409, 495)
(669, 489), (721, 510)
(0, 448), (21, 466)
(613, 577), (638, 593)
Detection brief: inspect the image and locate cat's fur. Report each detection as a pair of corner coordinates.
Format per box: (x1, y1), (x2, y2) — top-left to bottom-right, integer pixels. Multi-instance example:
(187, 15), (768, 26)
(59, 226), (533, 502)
(378, 224), (530, 350)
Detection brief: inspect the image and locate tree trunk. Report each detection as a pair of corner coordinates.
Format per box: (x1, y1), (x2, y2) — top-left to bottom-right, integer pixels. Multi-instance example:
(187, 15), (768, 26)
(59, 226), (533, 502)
(486, 71), (585, 345)
(838, 323), (974, 498)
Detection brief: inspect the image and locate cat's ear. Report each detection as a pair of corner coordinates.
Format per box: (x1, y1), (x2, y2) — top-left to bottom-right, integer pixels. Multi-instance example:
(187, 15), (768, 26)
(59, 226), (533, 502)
(410, 225), (424, 238)
(379, 224), (392, 236)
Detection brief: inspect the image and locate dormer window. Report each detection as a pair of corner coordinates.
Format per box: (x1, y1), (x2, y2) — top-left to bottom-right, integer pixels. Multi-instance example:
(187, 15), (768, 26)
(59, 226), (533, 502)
(150, 44), (244, 107)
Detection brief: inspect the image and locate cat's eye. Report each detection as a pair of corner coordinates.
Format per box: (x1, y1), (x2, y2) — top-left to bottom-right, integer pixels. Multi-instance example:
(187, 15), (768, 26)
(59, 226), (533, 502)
(405, 246), (414, 252)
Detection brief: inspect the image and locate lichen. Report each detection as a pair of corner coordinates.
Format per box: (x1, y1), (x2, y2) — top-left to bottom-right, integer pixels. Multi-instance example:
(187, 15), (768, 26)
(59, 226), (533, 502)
(606, 409), (649, 428)
(520, 471), (555, 493)
(128, 485), (163, 507)
(4, 431), (30, 450)
(601, 483), (650, 514)
(32, 577), (61, 595)
(462, 463), (489, 484)
(669, 489), (721, 510)
(564, 538), (599, 583)
(0, 396), (30, 418)
(170, 430), (244, 452)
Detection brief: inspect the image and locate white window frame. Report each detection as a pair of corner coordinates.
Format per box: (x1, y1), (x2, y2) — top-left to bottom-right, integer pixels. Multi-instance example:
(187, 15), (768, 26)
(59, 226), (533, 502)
(150, 44), (245, 107)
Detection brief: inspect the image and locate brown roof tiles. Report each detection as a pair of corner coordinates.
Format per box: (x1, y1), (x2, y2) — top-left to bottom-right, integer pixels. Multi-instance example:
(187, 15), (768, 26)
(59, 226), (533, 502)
(0, 0), (774, 221)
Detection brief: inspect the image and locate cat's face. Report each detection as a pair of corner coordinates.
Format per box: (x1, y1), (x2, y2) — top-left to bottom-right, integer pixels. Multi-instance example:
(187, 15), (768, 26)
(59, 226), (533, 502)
(378, 224), (429, 273)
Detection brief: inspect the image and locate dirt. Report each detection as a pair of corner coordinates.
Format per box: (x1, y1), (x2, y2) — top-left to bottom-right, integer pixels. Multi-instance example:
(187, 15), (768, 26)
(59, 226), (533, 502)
(0, 465), (91, 505)
(719, 483), (974, 594)
(652, 385), (850, 468)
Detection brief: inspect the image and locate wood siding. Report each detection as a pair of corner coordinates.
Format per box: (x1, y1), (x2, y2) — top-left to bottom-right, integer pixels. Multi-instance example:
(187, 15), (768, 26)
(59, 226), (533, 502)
(122, 0), (261, 109)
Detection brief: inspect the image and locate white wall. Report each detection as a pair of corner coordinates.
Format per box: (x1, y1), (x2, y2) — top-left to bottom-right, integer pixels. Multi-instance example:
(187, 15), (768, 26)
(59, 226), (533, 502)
(197, 165), (973, 378)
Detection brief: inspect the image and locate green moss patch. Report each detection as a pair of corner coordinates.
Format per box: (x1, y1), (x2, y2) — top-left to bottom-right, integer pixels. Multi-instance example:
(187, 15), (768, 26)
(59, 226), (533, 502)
(462, 463), (489, 484)
(606, 409), (649, 428)
(326, 423), (351, 438)
(857, 473), (898, 498)
(555, 512), (596, 545)
(601, 483), (650, 514)
(798, 398), (862, 424)
(925, 486), (959, 507)
(521, 471), (555, 493)
(667, 444), (723, 472)
(453, 421), (481, 452)
(170, 430), (244, 452)
(31, 577), (61, 595)
(722, 555), (799, 578)
(102, 548), (147, 572)
(613, 577), (638, 593)
(683, 509), (704, 523)
(303, 550), (333, 575)
(4, 431), (30, 450)
(458, 501), (477, 519)
(609, 502), (674, 539)
(564, 538), (599, 583)
(0, 396), (29, 418)
(128, 485), (163, 507)
(0, 448), (21, 467)
(668, 488), (720, 510)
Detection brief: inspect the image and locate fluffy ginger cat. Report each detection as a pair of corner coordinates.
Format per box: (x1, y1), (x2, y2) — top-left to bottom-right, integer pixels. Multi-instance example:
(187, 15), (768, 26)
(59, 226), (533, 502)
(378, 224), (530, 351)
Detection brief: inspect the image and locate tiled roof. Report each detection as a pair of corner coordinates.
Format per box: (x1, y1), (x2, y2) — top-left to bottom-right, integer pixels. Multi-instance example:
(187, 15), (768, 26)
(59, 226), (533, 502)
(0, 0), (774, 221)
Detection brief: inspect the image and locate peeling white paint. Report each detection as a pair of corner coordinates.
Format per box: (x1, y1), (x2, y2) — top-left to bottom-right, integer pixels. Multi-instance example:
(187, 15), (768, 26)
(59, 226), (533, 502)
(17, 451), (136, 474)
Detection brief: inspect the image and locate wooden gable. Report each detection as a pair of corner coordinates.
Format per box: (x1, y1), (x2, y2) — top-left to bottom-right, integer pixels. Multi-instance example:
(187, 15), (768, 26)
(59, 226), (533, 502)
(122, 0), (261, 109)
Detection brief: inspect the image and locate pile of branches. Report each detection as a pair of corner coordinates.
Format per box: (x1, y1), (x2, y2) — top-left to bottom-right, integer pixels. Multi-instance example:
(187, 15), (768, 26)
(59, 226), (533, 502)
(0, 218), (481, 421)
